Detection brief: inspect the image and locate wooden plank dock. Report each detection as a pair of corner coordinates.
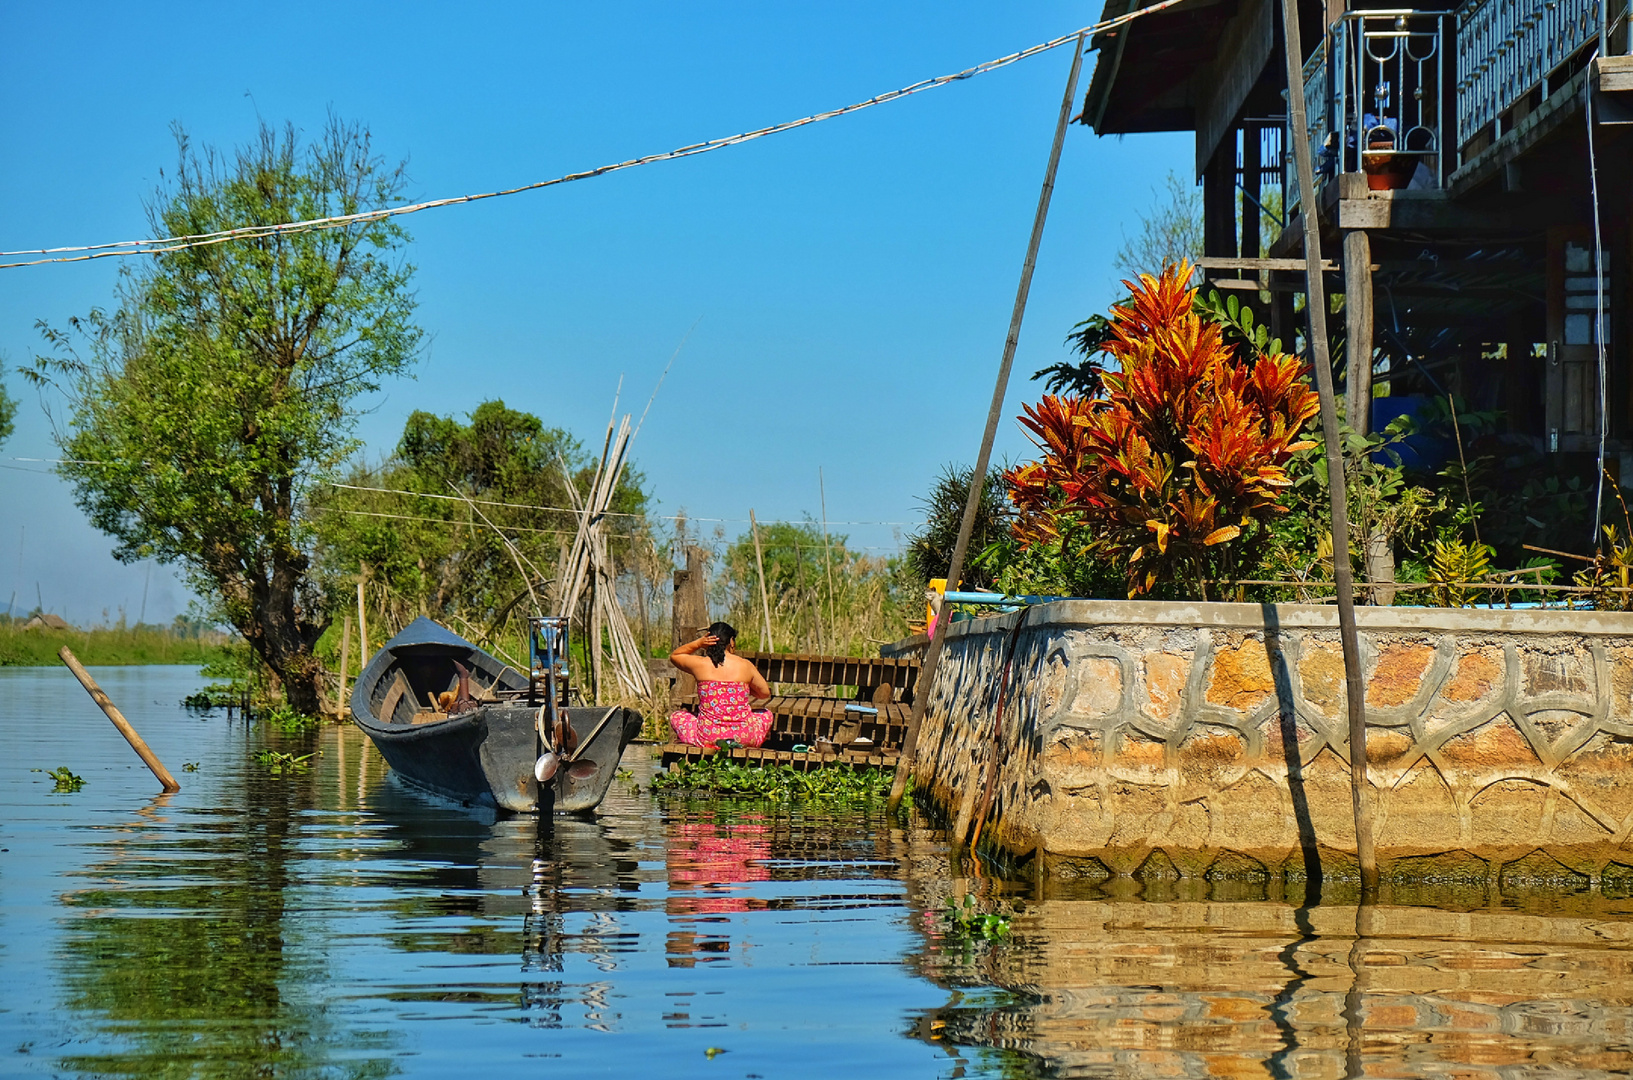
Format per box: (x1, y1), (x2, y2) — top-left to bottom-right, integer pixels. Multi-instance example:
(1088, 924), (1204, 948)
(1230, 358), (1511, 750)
(651, 649), (918, 768)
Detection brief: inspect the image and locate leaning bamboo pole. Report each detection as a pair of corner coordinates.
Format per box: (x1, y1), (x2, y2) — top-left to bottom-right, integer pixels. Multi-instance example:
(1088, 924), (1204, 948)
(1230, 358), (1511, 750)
(1279, 0), (1378, 891)
(888, 34), (1086, 812)
(60, 646), (180, 793)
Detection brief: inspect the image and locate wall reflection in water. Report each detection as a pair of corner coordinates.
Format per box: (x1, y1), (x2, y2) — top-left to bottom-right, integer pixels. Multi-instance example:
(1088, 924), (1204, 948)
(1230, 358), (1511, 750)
(914, 880), (1633, 1078)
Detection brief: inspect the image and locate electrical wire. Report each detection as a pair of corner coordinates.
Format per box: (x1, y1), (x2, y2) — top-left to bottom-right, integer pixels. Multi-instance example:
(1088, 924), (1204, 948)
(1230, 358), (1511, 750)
(0, 3), (1186, 271)
(5, 462), (928, 526)
(314, 504), (905, 549)
(323, 480), (923, 526)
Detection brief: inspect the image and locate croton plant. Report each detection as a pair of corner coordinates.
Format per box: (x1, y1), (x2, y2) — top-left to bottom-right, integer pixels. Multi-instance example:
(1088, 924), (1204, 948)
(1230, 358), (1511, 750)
(1005, 261), (1320, 597)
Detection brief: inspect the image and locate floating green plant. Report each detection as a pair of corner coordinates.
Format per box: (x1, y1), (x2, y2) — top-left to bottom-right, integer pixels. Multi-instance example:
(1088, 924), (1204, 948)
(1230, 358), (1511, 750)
(255, 749), (315, 775)
(650, 757), (897, 801)
(940, 895), (1011, 941)
(262, 705), (321, 733)
(47, 766), (85, 793)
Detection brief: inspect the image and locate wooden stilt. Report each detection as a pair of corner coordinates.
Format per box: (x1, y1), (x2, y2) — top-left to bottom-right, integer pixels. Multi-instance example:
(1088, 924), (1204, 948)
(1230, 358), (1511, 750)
(1343, 229), (1375, 434)
(1281, 0), (1378, 892)
(1241, 125), (1262, 260)
(338, 615), (352, 717)
(356, 578), (370, 673)
(1204, 137), (1239, 259)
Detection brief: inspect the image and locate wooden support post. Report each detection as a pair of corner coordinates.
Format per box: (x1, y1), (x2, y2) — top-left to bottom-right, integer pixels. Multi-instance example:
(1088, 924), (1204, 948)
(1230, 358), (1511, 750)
(1241, 125), (1263, 260)
(1343, 229), (1374, 435)
(1282, 0), (1377, 892)
(589, 568), (604, 706)
(356, 579), (370, 673)
(59, 646), (180, 793)
(888, 34), (1086, 813)
(750, 509), (775, 653)
(672, 546), (708, 647)
(338, 615), (352, 717)
(1204, 134), (1239, 259)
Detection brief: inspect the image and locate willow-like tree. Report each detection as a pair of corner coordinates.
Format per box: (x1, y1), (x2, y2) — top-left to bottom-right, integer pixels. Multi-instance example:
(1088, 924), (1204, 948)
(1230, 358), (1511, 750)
(0, 380), (15, 449)
(29, 119), (422, 713)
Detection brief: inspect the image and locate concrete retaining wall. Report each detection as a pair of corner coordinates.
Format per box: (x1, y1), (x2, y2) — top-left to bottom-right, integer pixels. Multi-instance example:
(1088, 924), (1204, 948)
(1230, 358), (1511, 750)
(910, 601), (1633, 883)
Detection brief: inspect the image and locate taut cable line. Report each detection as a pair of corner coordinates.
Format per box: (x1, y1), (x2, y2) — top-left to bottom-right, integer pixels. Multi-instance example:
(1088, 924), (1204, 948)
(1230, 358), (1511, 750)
(0, 3), (1185, 271)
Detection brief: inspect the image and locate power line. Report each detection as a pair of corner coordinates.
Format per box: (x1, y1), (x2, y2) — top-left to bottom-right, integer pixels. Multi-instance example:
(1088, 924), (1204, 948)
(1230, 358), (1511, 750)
(315, 505), (904, 550)
(323, 480), (923, 527)
(5, 461), (928, 527)
(0, 3), (1184, 271)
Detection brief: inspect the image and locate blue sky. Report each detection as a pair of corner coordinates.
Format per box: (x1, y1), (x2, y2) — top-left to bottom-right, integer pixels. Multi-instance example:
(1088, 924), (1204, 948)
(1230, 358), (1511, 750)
(0, 2), (1188, 626)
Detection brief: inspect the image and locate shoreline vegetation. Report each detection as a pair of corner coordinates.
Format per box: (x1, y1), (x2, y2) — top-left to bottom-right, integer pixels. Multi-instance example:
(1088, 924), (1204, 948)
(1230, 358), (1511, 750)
(0, 617), (229, 668)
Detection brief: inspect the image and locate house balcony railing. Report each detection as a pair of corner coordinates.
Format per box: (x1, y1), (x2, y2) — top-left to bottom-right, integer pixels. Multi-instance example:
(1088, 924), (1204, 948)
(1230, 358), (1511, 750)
(1292, 9), (1453, 211)
(1455, 0), (1619, 148)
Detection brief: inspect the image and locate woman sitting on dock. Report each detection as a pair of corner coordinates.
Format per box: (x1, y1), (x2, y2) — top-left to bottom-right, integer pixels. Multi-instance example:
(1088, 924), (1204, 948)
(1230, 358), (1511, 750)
(669, 622), (774, 749)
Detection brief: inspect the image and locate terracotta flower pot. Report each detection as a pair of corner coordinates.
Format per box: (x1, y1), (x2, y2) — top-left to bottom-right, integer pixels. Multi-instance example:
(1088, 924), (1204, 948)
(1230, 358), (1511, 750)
(1361, 137), (1414, 190)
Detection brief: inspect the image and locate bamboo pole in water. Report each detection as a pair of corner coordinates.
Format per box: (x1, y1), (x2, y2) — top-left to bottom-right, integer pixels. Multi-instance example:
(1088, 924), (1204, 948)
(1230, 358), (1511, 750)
(59, 646), (180, 793)
(1278, 0), (1377, 891)
(888, 34), (1086, 812)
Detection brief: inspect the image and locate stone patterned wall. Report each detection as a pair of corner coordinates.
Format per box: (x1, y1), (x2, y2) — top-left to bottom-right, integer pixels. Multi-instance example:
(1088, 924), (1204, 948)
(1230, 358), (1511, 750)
(910, 601), (1633, 883)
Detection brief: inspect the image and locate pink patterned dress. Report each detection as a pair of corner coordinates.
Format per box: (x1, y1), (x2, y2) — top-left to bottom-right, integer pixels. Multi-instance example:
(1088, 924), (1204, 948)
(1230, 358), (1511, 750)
(670, 681), (774, 749)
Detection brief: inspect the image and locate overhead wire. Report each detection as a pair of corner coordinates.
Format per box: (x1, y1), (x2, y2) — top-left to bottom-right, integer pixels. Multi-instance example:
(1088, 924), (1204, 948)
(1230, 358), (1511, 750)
(0, 2), (1186, 270)
(314, 505), (905, 549)
(323, 480), (923, 526)
(5, 463), (927, 527)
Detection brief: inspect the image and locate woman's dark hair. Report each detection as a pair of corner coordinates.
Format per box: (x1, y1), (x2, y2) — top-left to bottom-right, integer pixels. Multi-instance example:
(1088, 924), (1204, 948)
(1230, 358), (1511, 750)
(704, 621), (737, 666)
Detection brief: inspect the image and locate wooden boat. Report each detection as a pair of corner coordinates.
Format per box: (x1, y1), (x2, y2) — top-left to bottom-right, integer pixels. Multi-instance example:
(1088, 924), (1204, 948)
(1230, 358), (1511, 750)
(350, 616), (642, 813)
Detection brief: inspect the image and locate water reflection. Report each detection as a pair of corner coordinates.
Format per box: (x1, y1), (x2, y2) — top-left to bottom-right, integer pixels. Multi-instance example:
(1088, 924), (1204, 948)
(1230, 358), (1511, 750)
(15, 665), (1633, 1078)
(5, 666), (951, 1077)
(914, 881), (1633, 1078)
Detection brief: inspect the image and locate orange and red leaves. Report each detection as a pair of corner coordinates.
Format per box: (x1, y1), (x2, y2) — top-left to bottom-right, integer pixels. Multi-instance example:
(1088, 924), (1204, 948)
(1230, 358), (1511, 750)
(1005, 260), (1317, 595)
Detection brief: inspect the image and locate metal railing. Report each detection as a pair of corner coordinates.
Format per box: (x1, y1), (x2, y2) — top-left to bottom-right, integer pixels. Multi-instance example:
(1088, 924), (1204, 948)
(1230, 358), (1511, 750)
(1294, 9), (1452, 208)
(1455, 0), (1603, 145)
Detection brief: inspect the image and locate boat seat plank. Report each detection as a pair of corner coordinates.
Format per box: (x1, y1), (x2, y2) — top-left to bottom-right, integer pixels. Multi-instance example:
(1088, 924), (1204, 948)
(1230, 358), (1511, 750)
(380, 674), (412, 725)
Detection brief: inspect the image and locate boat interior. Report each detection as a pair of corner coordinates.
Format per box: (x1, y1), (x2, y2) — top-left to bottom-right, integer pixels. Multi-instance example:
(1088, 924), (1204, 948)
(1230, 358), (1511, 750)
(369, 645), (530, 726)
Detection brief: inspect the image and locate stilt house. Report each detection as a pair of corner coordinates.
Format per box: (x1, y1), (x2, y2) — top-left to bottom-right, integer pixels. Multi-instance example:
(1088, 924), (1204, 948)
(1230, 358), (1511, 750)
(1083, 0), (1632, 474)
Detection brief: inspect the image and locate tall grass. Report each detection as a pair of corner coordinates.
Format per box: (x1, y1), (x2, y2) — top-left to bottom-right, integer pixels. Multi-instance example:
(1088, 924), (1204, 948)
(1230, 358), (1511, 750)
(0, 621), (226, 667)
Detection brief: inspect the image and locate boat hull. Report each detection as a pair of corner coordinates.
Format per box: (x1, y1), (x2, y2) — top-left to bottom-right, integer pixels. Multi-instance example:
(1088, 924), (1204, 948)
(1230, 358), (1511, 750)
(351, 617), (642, 813)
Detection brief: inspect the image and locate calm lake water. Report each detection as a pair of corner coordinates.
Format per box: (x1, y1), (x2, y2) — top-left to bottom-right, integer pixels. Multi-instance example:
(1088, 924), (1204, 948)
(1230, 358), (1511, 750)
(4, 664), (1633, 1078)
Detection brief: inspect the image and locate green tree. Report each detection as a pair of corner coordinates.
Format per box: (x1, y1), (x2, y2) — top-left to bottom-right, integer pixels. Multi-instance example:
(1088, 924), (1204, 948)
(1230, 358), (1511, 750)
(29, 118), (422, 714)
(0, 381), (14, 449)
(719, 520), (912, 653)
(312, 400), (649, 645)
(903, 464), (1009, 590)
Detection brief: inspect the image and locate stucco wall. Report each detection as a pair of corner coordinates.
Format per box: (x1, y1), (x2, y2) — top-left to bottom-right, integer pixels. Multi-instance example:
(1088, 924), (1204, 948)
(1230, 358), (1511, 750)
(911, 601), (1633, 883)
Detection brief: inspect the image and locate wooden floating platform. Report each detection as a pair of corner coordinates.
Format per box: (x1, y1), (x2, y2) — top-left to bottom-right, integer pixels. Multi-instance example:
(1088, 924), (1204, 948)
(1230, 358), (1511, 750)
(651, 648), (920, 766)
(658, 741), (899, 771)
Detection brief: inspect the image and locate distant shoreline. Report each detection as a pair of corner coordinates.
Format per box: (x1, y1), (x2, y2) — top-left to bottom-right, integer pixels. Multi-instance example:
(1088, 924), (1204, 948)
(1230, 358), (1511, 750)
(0, 625), (227, 667)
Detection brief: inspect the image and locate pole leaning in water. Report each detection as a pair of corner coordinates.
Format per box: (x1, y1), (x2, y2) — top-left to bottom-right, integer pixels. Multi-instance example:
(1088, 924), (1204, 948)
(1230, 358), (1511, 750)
(59, 646), (181, 793)
(888, 33), (1086, 813)
(1278, 0), (1377, 890)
